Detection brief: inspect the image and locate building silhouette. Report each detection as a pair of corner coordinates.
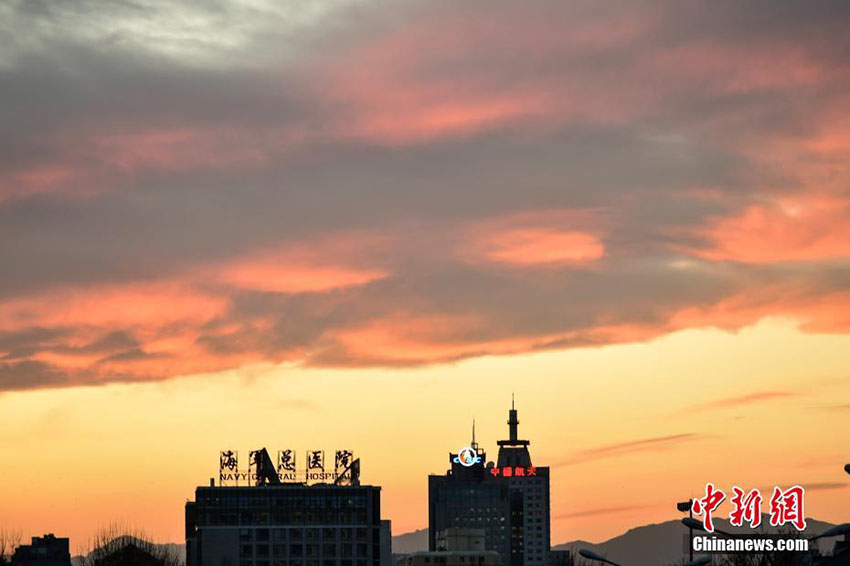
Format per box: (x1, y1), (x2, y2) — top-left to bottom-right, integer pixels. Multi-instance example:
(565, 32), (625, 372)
(10, 535), (71, 566)
(397, 529), (501, 566)
(186, 451), (390, 566)
(428, 401), (550, 566)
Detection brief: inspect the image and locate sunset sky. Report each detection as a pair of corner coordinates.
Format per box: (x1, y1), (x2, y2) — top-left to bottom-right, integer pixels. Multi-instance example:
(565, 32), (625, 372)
(1, 0), (849, 550)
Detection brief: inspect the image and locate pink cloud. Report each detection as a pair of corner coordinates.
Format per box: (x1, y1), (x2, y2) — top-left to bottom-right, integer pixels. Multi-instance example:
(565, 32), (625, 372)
(209, 234), (389, 293)
(688, 196), (850, 263)
(668, 284), (850, 334)
(0, 281), (227, 331)
(460, 210), (605, 267)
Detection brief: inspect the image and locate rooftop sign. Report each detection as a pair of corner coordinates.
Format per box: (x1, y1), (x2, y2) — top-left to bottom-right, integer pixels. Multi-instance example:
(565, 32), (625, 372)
(453, 446), (482, 467)
(218, 449), (358, 486)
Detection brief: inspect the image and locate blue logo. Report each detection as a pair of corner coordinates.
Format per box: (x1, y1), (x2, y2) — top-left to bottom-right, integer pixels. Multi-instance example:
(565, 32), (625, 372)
(453, 446), (482, 467)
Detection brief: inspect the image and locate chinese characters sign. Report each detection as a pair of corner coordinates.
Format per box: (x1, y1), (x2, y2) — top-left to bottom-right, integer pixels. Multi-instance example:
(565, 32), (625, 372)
(489, 466), (538, 477)
(278, 449), (296, 480)
(219, 449), (355, 485)
(692, 483), (807, 532)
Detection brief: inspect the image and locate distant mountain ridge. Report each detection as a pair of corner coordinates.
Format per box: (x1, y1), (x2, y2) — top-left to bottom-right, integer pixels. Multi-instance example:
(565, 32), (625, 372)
(392, 516), (840, 566)
(392, 528), (429, 555)
(552, 515), (838, 566)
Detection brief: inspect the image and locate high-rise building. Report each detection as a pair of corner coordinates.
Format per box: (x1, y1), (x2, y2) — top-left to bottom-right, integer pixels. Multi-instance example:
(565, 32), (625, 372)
(493, 399), (550, 566)
(428, 401), (551, 566)
(186, 468), (390, 566)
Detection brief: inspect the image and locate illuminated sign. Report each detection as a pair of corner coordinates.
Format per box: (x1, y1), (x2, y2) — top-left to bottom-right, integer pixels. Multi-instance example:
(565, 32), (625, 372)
(453, 446), (482, 467)
(490, 466), (537, 477)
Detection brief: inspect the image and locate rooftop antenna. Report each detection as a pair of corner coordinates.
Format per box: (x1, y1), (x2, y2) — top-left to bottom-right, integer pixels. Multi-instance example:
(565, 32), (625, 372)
(471, 418), (480, 452)
(508, 394), (519, 442)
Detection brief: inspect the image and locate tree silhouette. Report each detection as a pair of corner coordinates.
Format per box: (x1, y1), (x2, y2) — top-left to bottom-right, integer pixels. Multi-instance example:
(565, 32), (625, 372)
(77, 522), (182, 566)
(0, 529), (22, 566)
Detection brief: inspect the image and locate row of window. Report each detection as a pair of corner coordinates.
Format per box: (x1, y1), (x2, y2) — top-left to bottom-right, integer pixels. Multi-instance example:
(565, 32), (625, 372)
(238, 558), (377, 566)
(201, 496), (370, 510)
(239, 528), (374, 542)
(239, 543), (374, 559)
(200, 511), (372, 526)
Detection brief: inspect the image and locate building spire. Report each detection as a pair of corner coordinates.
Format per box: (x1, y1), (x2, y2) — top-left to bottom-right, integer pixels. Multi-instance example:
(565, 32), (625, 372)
(508, 396), (519, 442)
(497, 395), (531, 465)
(471, 418), (479, 451)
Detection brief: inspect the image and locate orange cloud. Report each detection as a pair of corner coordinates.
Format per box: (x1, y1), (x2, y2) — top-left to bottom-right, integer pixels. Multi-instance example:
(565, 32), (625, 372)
(324, 313), (530, 365)
(0, 231), (397, 388)
(558, 433), (701, 466)
(482, 229), (604, 266)
(669, 285), (850, 334)
(0, 281), (227, 331)
(214, 246), (387, 294)
(689, 196), (850, 263)
(317, 6), (624, 145)
(461, 210), (605, 267)
(683, 391), (797, 414)
(315, 313), (663, 368)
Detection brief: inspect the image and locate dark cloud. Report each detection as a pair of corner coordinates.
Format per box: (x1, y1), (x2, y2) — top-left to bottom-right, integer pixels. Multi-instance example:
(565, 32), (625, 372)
(1, 1), (850, 390)
(0, 360), (69, 391)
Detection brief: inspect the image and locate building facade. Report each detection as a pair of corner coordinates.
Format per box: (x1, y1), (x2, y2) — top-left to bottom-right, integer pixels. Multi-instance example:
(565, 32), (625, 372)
(398, 529), (501, 566)
(428, 403), (551, 566)
(186, 484), (390, 566)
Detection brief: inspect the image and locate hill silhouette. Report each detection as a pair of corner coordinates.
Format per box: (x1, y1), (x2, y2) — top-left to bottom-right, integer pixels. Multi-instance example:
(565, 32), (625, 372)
(392, 516), (842, 566)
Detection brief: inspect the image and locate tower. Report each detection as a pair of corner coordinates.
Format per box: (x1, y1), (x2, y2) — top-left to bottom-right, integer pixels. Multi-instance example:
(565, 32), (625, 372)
(429, 398), (551, 566)
(493, 397), (550, 566)
(497, 395), (532, 468)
